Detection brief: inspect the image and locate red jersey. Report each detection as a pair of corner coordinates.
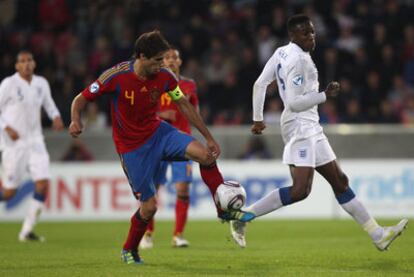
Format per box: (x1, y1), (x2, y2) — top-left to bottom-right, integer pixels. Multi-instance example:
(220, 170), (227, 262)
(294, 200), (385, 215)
(158, 76), (198, 134)
(82, 61), (178, 153)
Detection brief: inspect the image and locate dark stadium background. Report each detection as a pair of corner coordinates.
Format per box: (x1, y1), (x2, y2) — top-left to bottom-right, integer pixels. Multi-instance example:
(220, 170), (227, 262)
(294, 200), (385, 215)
(1, 0), (413, 128)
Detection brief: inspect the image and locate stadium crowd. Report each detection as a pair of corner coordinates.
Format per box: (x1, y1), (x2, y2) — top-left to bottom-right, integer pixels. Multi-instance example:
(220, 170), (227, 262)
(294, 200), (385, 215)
(0, 0), (413, 126)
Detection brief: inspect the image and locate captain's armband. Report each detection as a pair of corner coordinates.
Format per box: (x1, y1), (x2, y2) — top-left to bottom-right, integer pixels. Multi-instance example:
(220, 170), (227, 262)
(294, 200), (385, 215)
(167, 86), (184, 101)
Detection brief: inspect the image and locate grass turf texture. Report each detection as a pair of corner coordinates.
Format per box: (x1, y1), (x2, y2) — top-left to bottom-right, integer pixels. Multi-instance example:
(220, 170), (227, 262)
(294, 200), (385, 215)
(0, 220), (412, 276)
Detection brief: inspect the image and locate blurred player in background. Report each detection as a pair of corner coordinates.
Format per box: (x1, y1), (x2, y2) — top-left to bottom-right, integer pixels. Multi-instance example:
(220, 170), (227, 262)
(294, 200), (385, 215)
(70, 31), (252, 265)
(231, 14), (408, 250)
(0, 50), (64, 242)
(140, 47), (199, 249)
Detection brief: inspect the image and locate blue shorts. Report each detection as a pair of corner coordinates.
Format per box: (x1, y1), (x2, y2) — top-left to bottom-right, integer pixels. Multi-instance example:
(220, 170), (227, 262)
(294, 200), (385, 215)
(154, 160), (193, 185)
(120, 121), (194, 201)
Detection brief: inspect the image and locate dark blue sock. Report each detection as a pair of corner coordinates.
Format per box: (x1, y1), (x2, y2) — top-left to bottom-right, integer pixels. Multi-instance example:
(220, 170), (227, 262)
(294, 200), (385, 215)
(279, 186), (293, 206)
(335, 187), (356, 204)
(33, 191), (46, 202)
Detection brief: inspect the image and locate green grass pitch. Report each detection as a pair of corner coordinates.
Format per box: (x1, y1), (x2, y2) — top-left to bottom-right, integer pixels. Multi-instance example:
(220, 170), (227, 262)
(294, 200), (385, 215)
(0, 219), (413, 276)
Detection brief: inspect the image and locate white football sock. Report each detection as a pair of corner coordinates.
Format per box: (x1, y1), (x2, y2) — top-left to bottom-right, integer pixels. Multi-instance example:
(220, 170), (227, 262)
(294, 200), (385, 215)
(20, 198), (44, 237)
(245, 189), (283, 217)
(340, 197), (383, 241)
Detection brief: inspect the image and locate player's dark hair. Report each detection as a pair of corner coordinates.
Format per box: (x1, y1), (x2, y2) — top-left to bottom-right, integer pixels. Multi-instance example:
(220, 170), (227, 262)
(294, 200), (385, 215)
(287, 14), (311, 33)
(133, 30), (170, 59)
(16, 50), (33, 61)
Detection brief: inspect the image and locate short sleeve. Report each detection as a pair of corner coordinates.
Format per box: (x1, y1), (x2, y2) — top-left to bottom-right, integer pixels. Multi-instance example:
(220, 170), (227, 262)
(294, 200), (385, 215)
(81, 79), (113, 101)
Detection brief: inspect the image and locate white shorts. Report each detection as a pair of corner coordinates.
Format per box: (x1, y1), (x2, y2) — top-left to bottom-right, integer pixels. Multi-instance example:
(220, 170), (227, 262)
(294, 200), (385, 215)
(283, 132), (336, 167)
(1, 141), (51, 189)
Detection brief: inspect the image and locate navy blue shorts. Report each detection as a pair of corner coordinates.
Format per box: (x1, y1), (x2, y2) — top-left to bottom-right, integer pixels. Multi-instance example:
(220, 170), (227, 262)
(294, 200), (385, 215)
(120, 121), (194, 201)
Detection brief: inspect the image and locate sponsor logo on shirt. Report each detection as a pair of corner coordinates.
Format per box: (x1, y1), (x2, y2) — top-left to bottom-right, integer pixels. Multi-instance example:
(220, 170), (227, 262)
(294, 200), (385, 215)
(89, 82), (100, 93)
(299, 149), (307, 158)
(292, 74), (303, 86)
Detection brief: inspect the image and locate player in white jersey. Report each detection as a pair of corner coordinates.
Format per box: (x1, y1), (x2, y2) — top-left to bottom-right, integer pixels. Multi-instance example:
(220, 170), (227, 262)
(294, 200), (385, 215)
(0, 50), (64, 241)
(230, 14), (408, 251)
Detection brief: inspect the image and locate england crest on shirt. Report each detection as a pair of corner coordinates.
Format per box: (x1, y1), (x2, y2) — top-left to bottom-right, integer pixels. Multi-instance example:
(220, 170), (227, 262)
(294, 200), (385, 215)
(292, 74), (303, 86)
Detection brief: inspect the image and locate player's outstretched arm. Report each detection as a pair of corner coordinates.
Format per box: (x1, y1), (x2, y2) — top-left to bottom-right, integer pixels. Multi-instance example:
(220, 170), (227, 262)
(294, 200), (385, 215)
(175, 96), (221, 158)
(69, 93), (88, 138)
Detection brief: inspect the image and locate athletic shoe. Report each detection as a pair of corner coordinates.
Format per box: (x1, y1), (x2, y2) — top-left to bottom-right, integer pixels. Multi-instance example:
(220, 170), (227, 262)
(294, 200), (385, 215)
(139, 233), (153, 249)
(230, 220), (246, 248)
(219, 209), (256, 222)
(19, 232), (45, 242)
(121, 249), (143, 265)
(172, 235), (189, 247)
(374, 219), (408, 251)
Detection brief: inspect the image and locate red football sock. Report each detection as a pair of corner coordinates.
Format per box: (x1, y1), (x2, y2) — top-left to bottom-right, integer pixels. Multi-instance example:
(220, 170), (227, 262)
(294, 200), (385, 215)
(123, 209), (149, 251)
(146, 218), (154, 234)
(199, 162), (223, 196)
(174, 196), (189, 236)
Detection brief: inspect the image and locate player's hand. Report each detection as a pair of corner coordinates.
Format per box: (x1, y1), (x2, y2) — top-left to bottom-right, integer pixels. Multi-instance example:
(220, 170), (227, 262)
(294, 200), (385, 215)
(52, 117), (64, 131)
(69, 120), (83, 138)
(5, 126), (19, 141)
(325, 81), (340, 98)
(206, 139), (221, 160)
(251, 121), (266, 135)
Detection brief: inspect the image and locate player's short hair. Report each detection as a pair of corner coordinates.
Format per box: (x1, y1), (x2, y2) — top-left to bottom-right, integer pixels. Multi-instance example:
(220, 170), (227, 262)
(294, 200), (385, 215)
(133, 30), (170, 59)
(287, 14), (311, 33)
(16, 50), (33, 61)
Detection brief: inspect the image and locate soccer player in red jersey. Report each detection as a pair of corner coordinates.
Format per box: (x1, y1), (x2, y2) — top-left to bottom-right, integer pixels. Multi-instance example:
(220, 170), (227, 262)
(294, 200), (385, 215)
(69, 31), (253, 265)
(140, 47), (198, 249)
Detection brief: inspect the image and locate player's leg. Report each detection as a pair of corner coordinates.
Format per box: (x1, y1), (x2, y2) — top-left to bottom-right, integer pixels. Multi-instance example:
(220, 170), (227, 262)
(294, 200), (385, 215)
(185, 140), (223, 197)
(230, 137), (317, 247)
(122, 196), (156, 264)
(230, 165), (314, 248)
(315, 138), (408, 251)
(171, 161), (192, 247)
(119, 130), (166, 264)
(19, 179), (48, 242)
(245, 136), (317, 217)
(185, 140), (254, 221)
(139, 190), (157, 250)
(245, 165), (314, 216)
(0, 148), (20, 201)
(140, 162), (167, 250)
(20, 142), (51, 242)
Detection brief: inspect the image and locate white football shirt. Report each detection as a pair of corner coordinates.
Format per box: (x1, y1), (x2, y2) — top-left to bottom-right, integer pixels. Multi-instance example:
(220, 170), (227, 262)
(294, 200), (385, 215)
(253, 42), (327, 140)
(0, 73), (61, 148)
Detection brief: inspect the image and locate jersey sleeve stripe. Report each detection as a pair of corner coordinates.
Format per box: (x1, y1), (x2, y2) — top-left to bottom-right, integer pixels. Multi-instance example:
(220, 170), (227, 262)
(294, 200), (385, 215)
(98, 63), (131, 84)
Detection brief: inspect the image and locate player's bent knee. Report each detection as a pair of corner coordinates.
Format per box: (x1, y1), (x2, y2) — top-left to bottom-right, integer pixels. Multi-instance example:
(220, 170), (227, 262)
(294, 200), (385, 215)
(337, 173), (349, 193)
(291, 186), (311, 202)
(141, 206), (157, 220)
(185, 141), (213, 165)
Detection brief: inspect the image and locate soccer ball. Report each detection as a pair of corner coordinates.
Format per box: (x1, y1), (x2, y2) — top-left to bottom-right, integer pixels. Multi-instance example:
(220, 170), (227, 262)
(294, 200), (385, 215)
(214, 181), (246, 211)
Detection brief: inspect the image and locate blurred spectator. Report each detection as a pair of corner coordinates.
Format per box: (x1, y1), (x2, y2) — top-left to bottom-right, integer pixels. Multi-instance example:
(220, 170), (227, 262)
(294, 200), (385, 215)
(257, 25), (278, 66)
(82, 102), (107, 131)
(238, 137), (272, 160)
(401, 95), (414, 124)
(342, 98), (365, 123)
(61, 139), (94, 162)
(264, 98), (282, 125)
(319, 100), (339, 124)
(0, 0), (413, 126)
